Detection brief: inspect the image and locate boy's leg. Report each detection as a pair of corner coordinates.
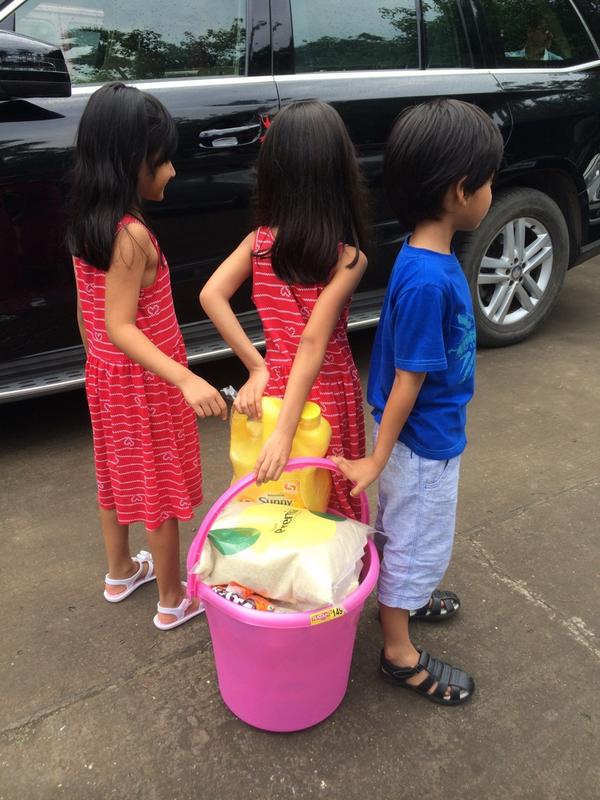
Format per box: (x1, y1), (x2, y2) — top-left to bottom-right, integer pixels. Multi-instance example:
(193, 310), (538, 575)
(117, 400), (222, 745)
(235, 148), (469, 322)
(376, 437), (471, 699)
(100, 507), (150, 596)
(380, 605), (415, 667)
(146, 518), (200, 625)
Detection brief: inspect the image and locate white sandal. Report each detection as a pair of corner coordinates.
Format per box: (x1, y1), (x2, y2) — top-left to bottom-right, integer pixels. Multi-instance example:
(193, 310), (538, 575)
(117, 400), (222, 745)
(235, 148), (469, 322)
(153, 582), (205, 631)
(103, 550), (156, 603)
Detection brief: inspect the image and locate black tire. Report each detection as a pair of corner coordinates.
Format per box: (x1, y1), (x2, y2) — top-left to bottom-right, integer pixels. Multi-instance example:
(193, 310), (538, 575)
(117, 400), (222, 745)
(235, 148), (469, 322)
(455, 187), (569, 347)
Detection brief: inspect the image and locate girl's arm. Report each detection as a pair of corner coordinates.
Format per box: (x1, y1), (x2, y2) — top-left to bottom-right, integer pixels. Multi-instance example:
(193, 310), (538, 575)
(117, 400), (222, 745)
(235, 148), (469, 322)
(105, 223), (227, 419)
(255, 246), (368, 484)
(332, 368), (425, 495)
(199, 231), (268, 419)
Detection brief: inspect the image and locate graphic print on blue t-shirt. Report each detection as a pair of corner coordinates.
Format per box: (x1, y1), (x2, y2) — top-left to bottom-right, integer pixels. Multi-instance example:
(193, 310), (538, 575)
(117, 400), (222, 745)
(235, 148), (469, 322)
(368, 242), (476, 460)
(449, 312), (476, 383)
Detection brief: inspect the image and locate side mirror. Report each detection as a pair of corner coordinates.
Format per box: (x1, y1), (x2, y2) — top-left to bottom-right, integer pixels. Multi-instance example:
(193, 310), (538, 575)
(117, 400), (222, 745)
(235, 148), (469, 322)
(0, 30), (71, 101)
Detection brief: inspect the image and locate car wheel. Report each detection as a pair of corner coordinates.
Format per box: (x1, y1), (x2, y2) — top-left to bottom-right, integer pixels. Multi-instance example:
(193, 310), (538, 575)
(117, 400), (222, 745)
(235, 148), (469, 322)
(455, 187), (569, 347)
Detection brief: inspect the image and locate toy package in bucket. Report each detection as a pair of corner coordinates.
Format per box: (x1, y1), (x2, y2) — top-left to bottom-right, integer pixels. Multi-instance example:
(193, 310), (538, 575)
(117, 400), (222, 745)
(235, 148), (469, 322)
(192, 501), (373, 610)
(212, 582), (277, 612)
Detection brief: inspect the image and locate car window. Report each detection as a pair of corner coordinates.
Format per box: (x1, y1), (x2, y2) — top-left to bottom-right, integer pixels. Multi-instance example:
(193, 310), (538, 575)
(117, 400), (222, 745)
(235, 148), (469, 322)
(14, 0), (246, 84)
(289, 0), (418, 72)
(571, 0), (600, 52)
(423, 0), (471, 68)
(483, 0), (597, 66)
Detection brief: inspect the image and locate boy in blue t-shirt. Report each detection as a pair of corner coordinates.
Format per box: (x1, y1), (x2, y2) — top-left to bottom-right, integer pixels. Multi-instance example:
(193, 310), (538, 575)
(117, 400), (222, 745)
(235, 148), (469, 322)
(334, 99), (503, 705)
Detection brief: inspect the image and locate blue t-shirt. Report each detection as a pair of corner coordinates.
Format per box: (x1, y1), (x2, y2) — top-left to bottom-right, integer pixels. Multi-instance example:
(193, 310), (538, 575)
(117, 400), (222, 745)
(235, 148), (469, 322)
(368, 242), (476, 460)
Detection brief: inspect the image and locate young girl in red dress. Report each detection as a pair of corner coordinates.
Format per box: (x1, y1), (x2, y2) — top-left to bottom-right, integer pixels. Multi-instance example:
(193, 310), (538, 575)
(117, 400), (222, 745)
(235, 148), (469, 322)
(69, 82), (227, 630)
(200, 100), (369, 519)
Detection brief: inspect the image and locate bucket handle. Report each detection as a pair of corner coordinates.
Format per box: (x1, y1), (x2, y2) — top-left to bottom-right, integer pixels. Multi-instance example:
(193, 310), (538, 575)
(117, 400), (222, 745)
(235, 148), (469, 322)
(186, 456), (369, 598)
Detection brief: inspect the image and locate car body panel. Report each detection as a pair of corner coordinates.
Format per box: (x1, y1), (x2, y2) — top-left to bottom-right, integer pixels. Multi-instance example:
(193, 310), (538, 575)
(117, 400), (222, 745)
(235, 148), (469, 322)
(2, 0), (600, 399)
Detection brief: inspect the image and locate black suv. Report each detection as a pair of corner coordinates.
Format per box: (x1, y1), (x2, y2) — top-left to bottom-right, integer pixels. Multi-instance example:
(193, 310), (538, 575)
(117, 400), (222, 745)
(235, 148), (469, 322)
(2, 0), (600, 401)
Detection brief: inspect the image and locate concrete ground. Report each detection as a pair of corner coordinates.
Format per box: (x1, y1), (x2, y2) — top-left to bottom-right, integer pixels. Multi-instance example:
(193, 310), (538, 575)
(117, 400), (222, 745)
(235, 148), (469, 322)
(1, 258), (599, 800)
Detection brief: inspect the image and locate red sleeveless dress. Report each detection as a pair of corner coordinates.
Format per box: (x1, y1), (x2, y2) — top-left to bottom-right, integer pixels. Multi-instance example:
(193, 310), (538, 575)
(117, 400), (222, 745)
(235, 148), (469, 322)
(252, 226), (366, 519)
(74, 215), (202, 531)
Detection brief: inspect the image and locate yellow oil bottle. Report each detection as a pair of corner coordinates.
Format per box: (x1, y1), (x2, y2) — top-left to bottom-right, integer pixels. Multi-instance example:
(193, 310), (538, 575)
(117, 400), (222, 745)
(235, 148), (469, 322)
(230, 396), (332, 511)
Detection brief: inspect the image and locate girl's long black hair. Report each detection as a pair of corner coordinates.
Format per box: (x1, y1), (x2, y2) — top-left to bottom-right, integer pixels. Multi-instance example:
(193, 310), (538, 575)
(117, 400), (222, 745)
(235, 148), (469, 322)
(67, 82), (178, 271)
(255, 100), (368, 284)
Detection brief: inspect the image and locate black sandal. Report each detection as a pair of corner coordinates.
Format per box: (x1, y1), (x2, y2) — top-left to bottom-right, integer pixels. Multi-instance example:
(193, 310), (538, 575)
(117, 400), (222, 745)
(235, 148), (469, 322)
(380, 649), (474, 705)
(409, 589), (460, 621)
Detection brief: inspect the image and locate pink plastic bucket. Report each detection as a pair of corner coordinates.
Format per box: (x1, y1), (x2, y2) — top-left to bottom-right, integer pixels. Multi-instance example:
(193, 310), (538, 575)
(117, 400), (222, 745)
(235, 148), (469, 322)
(187, 457), (379, 732)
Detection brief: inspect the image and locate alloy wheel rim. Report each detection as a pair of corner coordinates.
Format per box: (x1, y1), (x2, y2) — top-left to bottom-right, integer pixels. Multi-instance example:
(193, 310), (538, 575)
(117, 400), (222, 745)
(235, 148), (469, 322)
(477, 217), (553, 326)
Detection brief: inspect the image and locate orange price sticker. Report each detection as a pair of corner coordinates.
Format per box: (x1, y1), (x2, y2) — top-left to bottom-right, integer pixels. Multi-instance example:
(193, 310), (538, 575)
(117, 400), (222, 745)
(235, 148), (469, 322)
(309, 606), (345, 626)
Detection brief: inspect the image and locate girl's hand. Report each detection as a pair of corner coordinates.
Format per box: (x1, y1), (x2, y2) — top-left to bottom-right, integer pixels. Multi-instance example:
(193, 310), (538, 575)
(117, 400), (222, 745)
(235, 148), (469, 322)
(331, 454), (383, 496)
(255, 430), (294, 484)
(233, 365), (269, 419)
(179, 373), (228, 420)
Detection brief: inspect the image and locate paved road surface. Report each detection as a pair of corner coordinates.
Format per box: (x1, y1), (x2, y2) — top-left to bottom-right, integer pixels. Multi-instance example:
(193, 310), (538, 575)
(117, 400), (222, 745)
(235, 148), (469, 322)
(1, 259), (599, 799)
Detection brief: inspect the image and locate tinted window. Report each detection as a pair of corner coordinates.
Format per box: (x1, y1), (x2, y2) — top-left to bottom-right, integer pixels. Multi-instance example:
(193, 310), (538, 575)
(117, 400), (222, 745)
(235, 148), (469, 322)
(484, 0), (597, 66)
(14, 0), (246, 84)
(571, 0), (600, 51)
(423, 0), (471, 67)
(290, 0), (418, 72)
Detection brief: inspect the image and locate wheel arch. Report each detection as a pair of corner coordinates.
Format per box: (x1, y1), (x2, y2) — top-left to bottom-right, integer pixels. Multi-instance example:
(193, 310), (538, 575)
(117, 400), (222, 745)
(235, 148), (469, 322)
(495, 163), (584, 267)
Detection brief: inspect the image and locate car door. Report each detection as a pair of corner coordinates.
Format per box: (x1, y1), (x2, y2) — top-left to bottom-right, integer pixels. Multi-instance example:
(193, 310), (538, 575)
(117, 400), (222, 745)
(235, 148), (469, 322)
(477, 0), (600, 241)
(0, 0), (277, 376)
(271, 0), (512, 302)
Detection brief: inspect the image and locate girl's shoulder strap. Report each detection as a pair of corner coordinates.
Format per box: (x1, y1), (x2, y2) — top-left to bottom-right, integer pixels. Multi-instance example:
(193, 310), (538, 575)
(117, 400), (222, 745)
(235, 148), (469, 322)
(116, 214), (162, 262)
(253, 225), (273, 254)
(117, 213), (147, 233)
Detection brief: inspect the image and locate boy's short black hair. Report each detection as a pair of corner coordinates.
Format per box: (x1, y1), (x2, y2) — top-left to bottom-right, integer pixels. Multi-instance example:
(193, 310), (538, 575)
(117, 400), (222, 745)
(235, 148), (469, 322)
(384, 98), (504, 231)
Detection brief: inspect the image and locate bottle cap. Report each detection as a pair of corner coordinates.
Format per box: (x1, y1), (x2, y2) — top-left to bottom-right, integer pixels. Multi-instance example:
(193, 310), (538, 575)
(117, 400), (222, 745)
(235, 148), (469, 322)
(298, 401), (321, 430)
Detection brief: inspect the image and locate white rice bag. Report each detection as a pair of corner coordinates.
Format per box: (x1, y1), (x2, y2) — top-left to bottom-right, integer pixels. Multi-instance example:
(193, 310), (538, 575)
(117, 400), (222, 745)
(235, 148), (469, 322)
(193, 502), (372, 610)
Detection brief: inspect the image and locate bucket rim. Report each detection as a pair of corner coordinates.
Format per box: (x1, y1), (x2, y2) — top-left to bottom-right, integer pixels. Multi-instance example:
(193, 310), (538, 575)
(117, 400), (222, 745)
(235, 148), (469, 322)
(186, 457), (371, 603)
(193, 539), (379, 629)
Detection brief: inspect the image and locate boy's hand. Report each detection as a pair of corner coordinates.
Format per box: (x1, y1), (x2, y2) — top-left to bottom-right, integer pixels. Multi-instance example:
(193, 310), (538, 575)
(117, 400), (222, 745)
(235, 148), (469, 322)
(233, 365), (269, 419)
(180, 374), (228, 420)
(255, 430), (293, 484)
(331, 454), (383, 496)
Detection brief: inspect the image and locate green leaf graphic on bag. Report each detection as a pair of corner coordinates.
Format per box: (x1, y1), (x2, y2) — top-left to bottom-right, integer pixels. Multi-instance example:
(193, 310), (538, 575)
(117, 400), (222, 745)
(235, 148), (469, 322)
(311, 511), (346, 522)
(208, 527), (261, 555)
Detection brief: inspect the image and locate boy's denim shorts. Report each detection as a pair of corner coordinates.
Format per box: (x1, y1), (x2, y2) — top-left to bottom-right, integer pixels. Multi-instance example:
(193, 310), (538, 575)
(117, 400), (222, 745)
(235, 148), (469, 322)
(373, 424), (461, 611)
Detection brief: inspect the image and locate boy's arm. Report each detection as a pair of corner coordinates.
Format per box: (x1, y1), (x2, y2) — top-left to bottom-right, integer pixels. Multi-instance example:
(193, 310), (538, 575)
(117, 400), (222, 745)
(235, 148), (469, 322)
(332, 368), (425, 495)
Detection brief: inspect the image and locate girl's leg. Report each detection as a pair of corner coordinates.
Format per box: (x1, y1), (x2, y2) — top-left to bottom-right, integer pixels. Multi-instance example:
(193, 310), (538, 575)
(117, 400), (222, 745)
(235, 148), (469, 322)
(146, 518), (200, 625)
(100, 507), (150, 596)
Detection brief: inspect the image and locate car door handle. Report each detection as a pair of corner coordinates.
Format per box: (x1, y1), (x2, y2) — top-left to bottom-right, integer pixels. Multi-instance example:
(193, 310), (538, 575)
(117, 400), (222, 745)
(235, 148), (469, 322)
(198, 122), (262, 149)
